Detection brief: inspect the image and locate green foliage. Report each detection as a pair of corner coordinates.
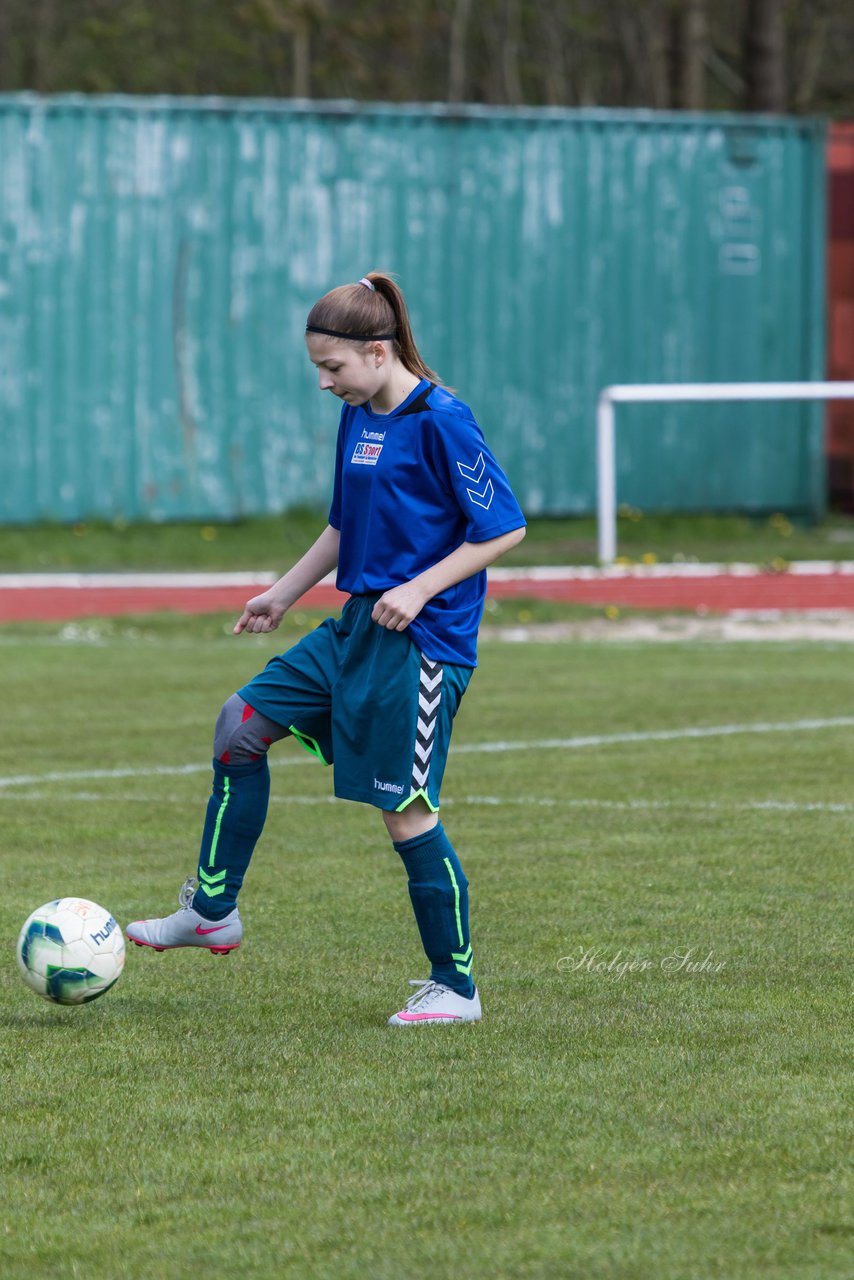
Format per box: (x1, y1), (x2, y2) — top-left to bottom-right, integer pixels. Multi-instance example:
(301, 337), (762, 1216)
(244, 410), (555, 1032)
(0, 625), (852, 1277)
(1, 0), (852, 114)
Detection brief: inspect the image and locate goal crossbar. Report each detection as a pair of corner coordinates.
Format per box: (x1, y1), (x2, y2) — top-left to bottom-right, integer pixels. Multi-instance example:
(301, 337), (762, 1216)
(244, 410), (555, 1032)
(596, 382), (854, 565)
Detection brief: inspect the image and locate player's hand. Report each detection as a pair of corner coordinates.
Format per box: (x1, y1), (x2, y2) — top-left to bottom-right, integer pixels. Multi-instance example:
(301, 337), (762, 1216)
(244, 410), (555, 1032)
(372, 583), (429, 631)
(233, 590), (288, 635)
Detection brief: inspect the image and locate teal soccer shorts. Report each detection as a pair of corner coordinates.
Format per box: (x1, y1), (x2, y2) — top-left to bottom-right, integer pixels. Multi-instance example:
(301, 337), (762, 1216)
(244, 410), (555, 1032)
(237, 594), (472, 812)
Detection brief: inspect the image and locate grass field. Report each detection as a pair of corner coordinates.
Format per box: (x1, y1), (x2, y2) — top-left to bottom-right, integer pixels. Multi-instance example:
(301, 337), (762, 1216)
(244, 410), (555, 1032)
(1, 615), (852, 1279)
(5, 508), (854, 571)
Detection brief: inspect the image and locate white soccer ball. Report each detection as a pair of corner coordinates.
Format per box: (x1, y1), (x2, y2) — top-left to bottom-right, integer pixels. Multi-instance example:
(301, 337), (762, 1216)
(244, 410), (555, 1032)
(16, 898), (126, 1006)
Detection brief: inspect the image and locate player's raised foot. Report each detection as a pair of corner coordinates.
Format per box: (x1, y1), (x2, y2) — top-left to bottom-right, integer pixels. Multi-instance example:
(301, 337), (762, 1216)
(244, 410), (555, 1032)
(387, 979), (481, 1025)
(126, 877), (242, 955)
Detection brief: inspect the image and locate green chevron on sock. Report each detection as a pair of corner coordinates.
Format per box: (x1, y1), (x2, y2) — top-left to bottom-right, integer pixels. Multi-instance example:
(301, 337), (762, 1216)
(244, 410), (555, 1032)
(198, 866), (227, 897)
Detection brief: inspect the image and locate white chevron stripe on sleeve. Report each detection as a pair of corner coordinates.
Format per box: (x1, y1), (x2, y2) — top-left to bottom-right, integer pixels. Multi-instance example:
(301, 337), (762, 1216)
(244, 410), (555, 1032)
(466, 478), (494, 510)
(456, 452), (485, 484)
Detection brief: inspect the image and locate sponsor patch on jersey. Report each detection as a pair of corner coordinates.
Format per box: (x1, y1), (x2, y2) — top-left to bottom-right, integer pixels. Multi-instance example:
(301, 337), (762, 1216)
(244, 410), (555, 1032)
(351, 441), (384, 466)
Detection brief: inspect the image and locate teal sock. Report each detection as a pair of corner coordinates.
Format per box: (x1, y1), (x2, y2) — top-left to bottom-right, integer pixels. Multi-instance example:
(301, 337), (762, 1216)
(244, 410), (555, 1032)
(192, 756), (270, 920)
(393, 823), (475, 998)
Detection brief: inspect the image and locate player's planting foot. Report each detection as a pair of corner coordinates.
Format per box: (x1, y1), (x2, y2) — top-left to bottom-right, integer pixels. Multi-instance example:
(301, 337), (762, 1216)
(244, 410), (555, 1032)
(126, 877), (242, 954)
(387, 979), (481, 1025)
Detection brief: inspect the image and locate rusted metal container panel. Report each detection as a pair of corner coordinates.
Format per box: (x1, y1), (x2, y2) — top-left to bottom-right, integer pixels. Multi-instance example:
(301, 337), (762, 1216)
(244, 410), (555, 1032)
(827, 121), (854, 507)
(0, 97), (826, 523)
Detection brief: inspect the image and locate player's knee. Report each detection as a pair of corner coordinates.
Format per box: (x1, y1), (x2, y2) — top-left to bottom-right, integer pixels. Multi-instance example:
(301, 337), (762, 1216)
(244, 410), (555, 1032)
(213, 696), (247, 762)
(383, 804), (438, 844)
(213, 693), (283, 765)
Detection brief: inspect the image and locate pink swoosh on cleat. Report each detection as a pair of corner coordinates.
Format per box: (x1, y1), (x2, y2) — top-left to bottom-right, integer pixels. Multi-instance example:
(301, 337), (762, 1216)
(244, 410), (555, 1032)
(195, 923), (230, 935)
(397, 1011), (460, 1020)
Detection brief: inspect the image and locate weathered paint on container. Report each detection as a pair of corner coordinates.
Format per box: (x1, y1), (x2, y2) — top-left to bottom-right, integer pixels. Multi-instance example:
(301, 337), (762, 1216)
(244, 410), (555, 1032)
(827, 122), (854, 507)
(0, 96), (826, 523)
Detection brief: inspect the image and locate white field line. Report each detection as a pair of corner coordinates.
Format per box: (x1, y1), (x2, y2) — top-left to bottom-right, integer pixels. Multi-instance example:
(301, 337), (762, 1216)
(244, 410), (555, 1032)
(4, 791), (853, 815)
(490, 562), (854, 580)
(451, 716), (854, 755)
(0, 757), (312, 790)
(0, 716), (852, 792)
(0, 572), (279, 588)
(451, 796), (854, 813)
(4, 562), (854, 590)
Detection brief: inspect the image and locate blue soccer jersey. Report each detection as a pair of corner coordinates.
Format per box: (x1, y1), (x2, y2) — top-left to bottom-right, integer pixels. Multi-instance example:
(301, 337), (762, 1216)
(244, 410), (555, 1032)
(328, 379), (525, 666)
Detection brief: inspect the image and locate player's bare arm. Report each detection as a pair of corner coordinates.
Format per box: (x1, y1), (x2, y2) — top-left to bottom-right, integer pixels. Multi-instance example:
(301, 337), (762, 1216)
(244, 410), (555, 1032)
(371, 525), (526, 631)
(234, 524), (341, 635)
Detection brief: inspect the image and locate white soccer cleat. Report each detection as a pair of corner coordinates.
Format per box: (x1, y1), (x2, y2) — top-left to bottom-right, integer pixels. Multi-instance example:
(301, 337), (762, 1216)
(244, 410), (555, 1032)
(387, 979), (482, 1025)
(126, 878), (242, 955)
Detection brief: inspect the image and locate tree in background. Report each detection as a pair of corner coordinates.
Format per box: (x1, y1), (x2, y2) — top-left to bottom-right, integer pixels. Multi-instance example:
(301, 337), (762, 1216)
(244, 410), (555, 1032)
(744, 0), (786, 111)
(0, 0), (850, 115)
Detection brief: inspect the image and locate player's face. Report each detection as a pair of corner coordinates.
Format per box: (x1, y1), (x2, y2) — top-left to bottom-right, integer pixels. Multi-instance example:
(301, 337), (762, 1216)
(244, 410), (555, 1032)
(305, 334), (385, 406)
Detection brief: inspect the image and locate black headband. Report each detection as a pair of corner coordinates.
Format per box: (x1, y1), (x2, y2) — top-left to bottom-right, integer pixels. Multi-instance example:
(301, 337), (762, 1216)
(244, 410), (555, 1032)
(306, 324), (396, 342)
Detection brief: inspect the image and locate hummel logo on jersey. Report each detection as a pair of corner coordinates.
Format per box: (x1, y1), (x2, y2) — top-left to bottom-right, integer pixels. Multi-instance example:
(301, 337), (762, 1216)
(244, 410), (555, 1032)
(456, 451), (494, 509)
(352, 441), (384, 465)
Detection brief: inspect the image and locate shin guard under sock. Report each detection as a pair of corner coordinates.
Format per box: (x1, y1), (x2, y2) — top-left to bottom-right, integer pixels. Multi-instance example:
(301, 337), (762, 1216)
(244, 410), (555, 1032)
(393, 823), (475, 998)
(193, 756), (270, 919)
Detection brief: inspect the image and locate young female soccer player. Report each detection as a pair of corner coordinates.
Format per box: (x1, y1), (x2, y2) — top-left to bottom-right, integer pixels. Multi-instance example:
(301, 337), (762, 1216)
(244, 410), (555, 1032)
(127, 272), (526, 1025)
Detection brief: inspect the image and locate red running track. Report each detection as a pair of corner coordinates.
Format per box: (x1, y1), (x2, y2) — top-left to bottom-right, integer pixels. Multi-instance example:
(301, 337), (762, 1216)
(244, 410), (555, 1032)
(2, 570), (854, 622)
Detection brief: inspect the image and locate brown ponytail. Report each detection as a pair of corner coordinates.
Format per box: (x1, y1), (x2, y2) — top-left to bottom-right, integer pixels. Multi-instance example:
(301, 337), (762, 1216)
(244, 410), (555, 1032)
(306, 271), (444, 386)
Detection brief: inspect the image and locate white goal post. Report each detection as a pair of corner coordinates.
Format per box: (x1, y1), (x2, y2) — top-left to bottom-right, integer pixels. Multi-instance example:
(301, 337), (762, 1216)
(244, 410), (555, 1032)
(596, 382), (854, 565)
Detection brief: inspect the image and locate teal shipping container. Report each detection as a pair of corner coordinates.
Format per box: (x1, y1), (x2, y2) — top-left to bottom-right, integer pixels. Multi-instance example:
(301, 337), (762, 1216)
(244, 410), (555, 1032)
(0, 95), (825, 523)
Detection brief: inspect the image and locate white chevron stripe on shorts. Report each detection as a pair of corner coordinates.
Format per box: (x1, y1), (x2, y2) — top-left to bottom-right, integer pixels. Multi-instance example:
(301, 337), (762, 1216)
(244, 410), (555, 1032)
(411, 656), (443, 795)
